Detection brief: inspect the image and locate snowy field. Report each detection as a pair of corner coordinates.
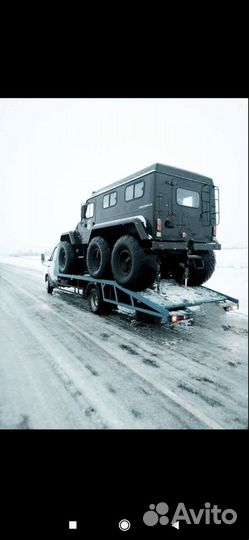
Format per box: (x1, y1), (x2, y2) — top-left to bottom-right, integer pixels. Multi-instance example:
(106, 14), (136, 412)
(0, 255), (44, 271)
(206, 248), (248, 316)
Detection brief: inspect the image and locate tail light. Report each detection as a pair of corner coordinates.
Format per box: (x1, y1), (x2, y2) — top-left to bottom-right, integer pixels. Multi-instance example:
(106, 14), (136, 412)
(170, 313), (192, 323)
(156, 218), (162, 237)
(212, 225), (216, 237)
(224, 304), (239, 312)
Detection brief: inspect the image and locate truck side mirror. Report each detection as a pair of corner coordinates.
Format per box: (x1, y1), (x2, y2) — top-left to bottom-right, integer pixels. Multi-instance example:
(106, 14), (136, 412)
(81, 204), (86, 220)
(41, 253), (45, 263)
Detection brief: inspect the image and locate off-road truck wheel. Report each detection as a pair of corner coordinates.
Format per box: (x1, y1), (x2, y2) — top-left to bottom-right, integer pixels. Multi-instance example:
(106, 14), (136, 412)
(111, 235), (157, 291)
(173, 251), (216, 286)
(58, 241), (76, 273)
(86, 237), (111, 278)
(88, 286), (113, 315)
(160, 258), (172, 279)
(46, 277), (53, 294)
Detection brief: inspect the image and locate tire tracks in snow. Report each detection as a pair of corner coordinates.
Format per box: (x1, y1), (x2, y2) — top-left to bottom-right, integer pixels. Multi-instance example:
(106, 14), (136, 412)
(1, 272), (226, 429)
(1, 264), (247, 428)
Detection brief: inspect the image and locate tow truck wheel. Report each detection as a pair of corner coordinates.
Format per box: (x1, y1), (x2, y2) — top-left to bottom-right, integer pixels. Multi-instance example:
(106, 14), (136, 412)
(46, 277), (53, 294)
(88, 286), (113, 315)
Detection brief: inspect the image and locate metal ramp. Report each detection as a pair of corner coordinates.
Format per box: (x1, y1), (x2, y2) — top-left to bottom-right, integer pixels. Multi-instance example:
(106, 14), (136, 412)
(55, 271), (239, 323)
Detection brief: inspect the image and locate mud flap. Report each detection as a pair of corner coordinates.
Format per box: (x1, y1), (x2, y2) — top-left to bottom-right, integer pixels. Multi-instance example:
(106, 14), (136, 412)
(187, 254), (205, 270)
(192, 258), (205, 270)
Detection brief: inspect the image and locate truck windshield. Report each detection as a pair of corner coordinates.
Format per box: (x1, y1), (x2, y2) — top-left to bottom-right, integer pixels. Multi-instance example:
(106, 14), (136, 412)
(177, 188), (200, 208)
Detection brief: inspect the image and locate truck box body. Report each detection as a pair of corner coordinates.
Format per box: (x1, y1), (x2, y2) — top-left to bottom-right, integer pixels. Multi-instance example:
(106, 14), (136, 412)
(84, 163), (219, 252)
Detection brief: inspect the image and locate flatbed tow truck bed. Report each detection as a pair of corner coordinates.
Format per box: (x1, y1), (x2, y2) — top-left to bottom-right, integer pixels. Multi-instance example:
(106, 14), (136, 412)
(50, 268), (239, 324)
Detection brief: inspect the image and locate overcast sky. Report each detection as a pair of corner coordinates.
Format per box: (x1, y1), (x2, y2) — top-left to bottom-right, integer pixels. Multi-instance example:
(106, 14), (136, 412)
(0, 98), (247, 254)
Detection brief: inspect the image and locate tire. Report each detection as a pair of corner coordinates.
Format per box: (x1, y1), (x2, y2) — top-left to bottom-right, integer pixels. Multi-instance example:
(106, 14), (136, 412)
(46, 277), (53, 294)
(173, 251), (216, 286)
(88, 286), (113, 315)
(58, 241), (76, 273)
(160, 258), (171, 279)
(111, 235), (157, 291)
(86, 237), (111, 278)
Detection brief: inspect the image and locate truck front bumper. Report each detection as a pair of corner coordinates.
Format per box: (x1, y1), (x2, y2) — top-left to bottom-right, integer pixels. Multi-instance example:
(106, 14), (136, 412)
(151, 241), (221, 252)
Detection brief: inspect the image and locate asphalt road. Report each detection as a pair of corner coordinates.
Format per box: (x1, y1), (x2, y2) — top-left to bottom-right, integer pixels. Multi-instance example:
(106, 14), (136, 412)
(0, 259), (247, 429)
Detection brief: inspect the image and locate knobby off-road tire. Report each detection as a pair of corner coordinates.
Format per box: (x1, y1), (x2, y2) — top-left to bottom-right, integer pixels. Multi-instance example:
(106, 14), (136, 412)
(88, 286), (113, 315)
(160, 258), (171, 280)
(86, 237), (111, 278)
(111, 235), (157, 291)
(173, 251), (216, 286)
(58, 241), (76, 273)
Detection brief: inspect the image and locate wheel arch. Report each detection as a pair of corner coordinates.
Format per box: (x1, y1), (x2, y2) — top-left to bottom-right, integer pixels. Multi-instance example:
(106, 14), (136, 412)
(85, 281), (100, 297)
(88, 219), (150, 248)
(60, 231), (82, 245)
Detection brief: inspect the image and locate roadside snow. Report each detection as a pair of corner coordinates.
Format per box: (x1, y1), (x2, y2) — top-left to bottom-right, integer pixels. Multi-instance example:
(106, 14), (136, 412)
(0, 255), (44, 272)
(206, 248), (248, 315)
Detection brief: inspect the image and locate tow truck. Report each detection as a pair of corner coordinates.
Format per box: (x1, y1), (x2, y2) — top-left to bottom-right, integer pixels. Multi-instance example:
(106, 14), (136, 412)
(41, 246), (239, 324)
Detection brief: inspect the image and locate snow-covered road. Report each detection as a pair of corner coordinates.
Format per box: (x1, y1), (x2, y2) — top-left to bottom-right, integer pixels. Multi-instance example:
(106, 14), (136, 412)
(0, 258), (247, 429)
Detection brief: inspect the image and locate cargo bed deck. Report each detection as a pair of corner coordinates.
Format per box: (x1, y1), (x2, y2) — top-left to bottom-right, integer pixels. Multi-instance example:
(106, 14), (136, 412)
(54, 270), (239, 323)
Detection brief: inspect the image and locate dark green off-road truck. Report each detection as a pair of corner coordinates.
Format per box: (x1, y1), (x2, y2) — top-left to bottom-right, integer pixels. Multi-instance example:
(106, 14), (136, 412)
(57, 163), (221, 291)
